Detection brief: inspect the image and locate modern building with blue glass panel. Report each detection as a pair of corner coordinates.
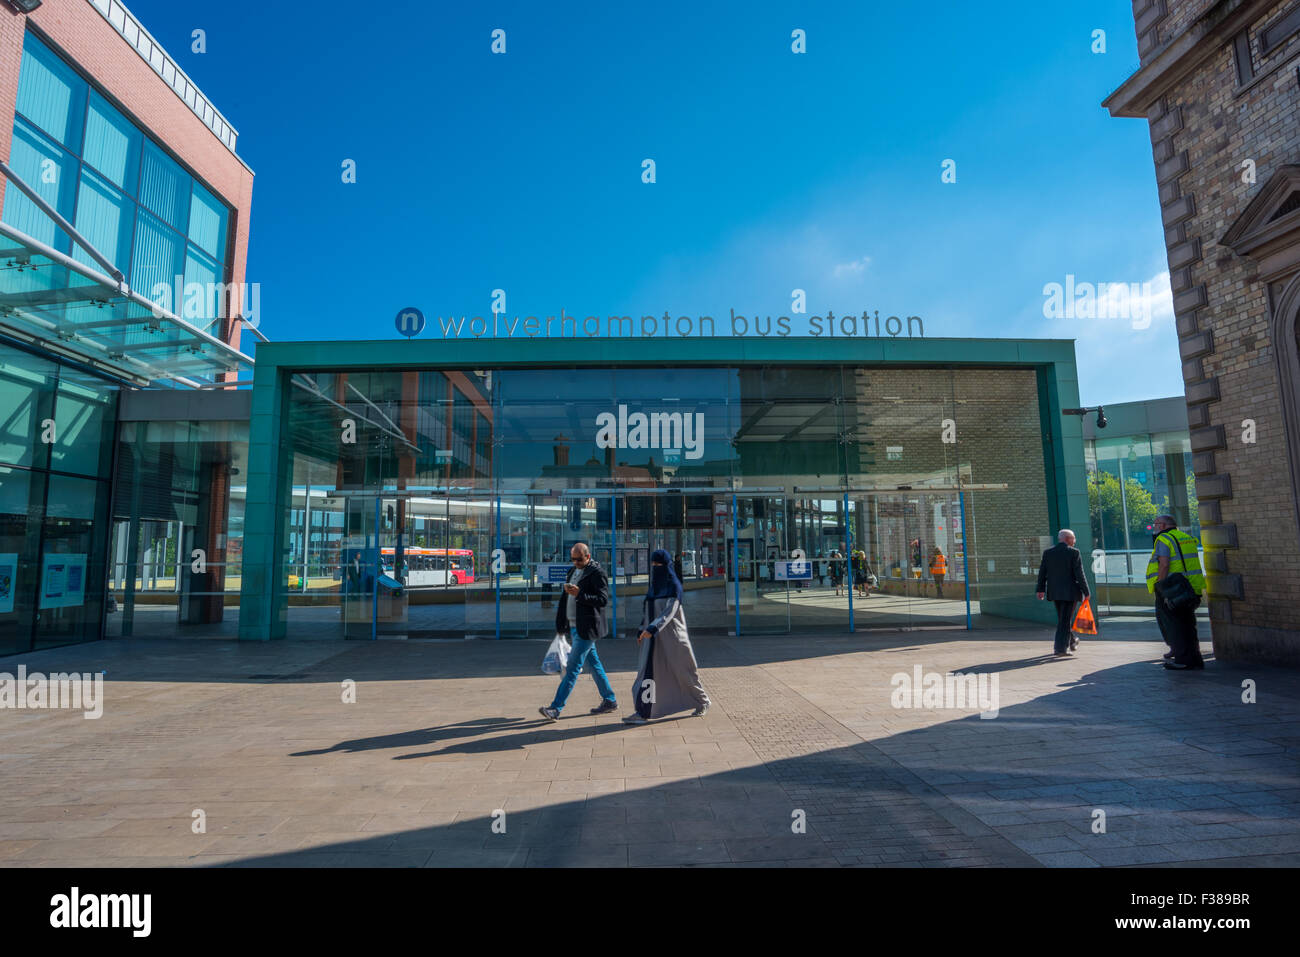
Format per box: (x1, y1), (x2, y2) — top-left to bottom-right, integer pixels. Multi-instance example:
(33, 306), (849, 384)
(0, 0), (255, 655)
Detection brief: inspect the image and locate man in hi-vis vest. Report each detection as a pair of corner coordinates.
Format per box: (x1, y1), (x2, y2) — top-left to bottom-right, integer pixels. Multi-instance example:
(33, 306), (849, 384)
(1147, 514), (1205, 670)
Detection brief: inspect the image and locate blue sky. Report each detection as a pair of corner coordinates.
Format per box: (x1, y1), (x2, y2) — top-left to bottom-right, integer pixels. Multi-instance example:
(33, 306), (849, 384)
(126, 0), (1175, 405)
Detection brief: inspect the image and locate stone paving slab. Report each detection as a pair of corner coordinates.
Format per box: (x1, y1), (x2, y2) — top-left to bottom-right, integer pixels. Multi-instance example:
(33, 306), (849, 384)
(0, 626), (1297, 867)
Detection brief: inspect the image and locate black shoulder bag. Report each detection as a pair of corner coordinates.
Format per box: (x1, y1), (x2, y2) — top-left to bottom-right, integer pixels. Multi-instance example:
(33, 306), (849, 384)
(1154, 533), (1198, 613)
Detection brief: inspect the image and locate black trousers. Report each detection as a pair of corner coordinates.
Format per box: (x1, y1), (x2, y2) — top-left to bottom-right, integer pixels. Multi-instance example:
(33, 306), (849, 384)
(1156, 595), (1203, 666)
(1053, 599), (1078, 653)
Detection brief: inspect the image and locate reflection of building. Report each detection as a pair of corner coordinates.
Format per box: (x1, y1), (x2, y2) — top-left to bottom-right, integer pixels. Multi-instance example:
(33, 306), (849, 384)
(0, 0), (254, 656)
(1084, 397), (1198, 602)
(237, 336), (1092, 641)
(1105, 0), (1300, 662)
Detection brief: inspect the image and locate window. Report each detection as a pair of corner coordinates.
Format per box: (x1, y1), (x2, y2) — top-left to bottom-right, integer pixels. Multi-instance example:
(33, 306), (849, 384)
(5, 118), (78, 251)
(14, 33), (87, 150)
(138, 140), (190, 232)
(4, 33), (234, 321)
(1233, 30), (1254, 85)
(72, 167), (134, 272)
(83, 90), (141, 193)
(1260, 5), (1300, 56)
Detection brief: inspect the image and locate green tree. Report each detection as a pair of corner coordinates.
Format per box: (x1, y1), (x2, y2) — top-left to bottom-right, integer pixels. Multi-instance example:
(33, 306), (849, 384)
(1088, 470), (1159, 550)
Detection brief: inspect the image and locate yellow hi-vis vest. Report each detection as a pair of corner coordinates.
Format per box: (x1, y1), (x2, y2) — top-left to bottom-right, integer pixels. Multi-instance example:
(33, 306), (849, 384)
(1145, 528), (1205, 595)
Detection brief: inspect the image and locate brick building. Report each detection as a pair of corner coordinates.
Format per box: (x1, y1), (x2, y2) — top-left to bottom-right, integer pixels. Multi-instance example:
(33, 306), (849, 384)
(1105, 0), (1300, 664)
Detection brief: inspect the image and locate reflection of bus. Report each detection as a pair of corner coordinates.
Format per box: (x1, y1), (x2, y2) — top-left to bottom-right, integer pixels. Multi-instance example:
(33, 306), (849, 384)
(679, 549), (698, 577)
(380, 547), (475, 586)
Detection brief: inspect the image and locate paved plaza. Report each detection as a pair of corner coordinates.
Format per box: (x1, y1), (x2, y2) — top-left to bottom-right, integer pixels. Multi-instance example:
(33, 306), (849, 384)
(1, 622), (1297, 868)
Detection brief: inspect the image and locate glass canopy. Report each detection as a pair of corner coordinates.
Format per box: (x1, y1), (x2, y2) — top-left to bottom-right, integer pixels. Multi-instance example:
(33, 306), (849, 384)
(0, 221), (252, 387)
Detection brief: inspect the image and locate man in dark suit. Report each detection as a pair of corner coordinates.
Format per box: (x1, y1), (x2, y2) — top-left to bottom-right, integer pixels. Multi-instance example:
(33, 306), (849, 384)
(540, 542), (617, 720)
(1035, 529), (1090, 657)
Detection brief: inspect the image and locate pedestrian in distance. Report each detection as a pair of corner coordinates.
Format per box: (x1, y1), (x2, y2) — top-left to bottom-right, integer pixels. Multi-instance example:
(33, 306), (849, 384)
(1036, 528), (1090, 657)
(929, 546), (947, 598)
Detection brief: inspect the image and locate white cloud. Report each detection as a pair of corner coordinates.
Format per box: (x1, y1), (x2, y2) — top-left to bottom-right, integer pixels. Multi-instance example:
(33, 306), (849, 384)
(832, 255), (872, 278)
(1068, 269), (1183, 404)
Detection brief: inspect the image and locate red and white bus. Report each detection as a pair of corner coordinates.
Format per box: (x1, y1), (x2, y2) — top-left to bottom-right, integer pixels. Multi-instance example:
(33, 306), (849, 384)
(380, 547), (475, 586)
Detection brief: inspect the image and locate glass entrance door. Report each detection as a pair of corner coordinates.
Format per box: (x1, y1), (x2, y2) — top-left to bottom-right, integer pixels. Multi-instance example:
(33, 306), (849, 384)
(727, 494), (789, 635)
(339, 494), (409, 639)
(843, 490), (971, 630)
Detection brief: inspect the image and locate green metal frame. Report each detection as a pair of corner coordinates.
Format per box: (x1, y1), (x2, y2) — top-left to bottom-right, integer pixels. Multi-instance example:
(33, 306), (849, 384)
(238, 336), (1088, 639)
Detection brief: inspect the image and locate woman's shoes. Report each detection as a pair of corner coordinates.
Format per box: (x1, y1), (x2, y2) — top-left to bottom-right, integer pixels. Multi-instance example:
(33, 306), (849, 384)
(692, 704), (709, 717)
(622, 714), (647, 725)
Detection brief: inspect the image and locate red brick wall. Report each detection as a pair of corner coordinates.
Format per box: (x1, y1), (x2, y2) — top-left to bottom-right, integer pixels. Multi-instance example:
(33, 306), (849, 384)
(0, 0), (253, 351)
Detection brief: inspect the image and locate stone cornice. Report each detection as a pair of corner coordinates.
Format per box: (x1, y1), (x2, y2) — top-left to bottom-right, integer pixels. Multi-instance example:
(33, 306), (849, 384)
(1103, 0), (1274, 117)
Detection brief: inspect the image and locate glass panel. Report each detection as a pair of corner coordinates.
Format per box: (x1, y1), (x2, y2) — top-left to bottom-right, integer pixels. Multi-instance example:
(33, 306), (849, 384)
(188, 180), (228, 262)
(732, 495), (789, 634)
(108, 418), (247, 637)
(49, 370), (118, 477)
(3, 118), (80, 253)
(0, 343), (58, 470)
(138, 140), (190, 232)
(35, 473), (110, 649)
(784, 497), (843, 633)
(82, 89), (142, 195)
(0, 466), (45, 656)
(182, 246), (220, 331)
(951, 369), (1050, 624)
(848, 494), (913, 628)
(72, 166), (135, 274)
(269, 363), (1057, 638)
(15, 33), (87, 150)
(374, 496), (409, 637)
(129, 208), (185, 302)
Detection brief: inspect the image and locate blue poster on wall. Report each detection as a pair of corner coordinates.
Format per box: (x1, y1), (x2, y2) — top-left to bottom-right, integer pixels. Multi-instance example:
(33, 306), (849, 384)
(40, 554), (87, 609)
(0, 553), (15, 614)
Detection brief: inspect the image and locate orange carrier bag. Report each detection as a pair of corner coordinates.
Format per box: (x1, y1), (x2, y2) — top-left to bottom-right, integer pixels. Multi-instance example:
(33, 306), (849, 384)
(1072, 598), (1098, 636)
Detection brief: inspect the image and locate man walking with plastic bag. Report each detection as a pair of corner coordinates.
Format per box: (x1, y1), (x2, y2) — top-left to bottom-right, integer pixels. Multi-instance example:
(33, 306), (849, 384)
(1035, 528), (1090, 657)
(540, 542), (618, 720)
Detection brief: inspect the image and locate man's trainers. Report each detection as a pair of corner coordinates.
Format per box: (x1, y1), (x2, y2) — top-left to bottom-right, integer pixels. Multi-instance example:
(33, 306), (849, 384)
(590, 699), (618, 715)
(691, 704), (710, 717)
(538, 706), (559, 721)
(622, 713), (647, 725)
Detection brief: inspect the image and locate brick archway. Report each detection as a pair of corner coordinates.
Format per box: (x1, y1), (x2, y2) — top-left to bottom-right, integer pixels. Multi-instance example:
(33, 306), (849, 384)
(1271, 275), (1300, 540)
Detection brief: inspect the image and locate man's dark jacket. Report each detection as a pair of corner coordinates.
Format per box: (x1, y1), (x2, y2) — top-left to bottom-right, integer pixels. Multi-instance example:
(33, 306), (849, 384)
(1036, 542), (1090, 602)
(555, 560), (610, 640)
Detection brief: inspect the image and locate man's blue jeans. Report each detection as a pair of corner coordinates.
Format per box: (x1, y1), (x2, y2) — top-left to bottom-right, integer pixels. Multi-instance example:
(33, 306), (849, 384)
(550, 627), (616, 712)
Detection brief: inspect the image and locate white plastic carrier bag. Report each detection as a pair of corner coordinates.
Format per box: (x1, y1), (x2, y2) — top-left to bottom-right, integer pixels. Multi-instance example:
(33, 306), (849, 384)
(541, 633), (570, 675)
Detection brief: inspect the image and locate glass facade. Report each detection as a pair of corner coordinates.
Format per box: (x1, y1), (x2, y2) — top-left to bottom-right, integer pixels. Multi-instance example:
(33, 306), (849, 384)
(1086, 427), (1199, 594)
(3, 32), (231, 331)
(0, 340), (118, 655)
(106, 419), (248, 638)
(265, 364), (1057, 639)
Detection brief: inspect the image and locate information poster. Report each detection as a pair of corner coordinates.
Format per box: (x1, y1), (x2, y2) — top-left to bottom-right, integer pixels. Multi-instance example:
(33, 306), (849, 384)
(686, 495), (713, 527)
(40, 553), (87, 609)
(657, 494), (684, 529)
(625, 496), (655, 529)
(0, 553), (16, 614)
(537, 563), (570, 584)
